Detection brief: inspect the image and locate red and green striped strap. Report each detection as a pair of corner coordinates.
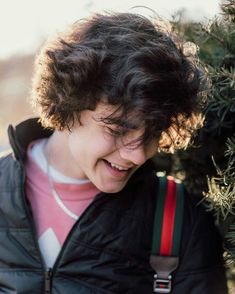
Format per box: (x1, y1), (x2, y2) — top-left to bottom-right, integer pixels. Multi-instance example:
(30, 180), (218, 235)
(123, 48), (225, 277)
(152, 175), (184, 257)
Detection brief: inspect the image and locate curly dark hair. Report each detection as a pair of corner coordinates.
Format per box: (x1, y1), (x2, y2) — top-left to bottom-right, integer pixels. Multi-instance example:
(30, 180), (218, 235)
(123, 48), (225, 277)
(32, 12), (205, 152)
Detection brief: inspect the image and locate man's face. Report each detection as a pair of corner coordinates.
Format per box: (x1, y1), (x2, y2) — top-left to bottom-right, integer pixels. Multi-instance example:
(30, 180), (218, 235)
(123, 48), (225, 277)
(67, 102), (158, 193)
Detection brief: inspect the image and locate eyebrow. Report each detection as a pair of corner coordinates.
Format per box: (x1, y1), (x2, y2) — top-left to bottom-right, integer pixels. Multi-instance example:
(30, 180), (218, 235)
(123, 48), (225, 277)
(104, 117), (141, 130)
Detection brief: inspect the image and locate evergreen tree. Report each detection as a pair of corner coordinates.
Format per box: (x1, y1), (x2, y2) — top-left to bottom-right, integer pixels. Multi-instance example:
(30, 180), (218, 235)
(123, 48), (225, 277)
(167, 0), (235, 288)
(153, 0), (235, 288)
(187, 0), (235, 262)
(202, 3), (235, 283)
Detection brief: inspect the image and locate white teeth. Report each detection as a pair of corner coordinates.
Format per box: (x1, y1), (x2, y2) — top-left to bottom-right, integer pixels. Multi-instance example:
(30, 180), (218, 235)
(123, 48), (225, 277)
(110, 162), (129, 171)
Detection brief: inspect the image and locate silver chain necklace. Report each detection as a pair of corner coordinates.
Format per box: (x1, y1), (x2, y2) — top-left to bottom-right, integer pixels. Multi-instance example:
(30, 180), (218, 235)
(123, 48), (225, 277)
(44, 142), (79, 221)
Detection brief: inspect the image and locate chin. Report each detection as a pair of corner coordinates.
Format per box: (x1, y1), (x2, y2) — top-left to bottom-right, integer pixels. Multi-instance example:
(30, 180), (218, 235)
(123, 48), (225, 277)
(99, 184), (126, 194)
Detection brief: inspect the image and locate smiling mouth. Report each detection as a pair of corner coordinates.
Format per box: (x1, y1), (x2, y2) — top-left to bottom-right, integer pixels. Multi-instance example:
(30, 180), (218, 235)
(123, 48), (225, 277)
(103, 159), (133, 176)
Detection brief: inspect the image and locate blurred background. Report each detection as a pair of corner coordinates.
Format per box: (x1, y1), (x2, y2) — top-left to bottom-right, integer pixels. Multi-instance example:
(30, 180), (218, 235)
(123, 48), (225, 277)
(0, 0), (220, 149)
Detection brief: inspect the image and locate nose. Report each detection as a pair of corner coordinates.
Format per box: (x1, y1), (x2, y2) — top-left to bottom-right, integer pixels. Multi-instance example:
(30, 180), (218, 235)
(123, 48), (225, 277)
(118, 144), (147, 166)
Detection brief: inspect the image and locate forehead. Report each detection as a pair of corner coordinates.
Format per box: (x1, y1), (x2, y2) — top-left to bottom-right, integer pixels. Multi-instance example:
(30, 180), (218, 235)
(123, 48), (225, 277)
(92, 102), (143, 130)
(93, 102), (118, 118)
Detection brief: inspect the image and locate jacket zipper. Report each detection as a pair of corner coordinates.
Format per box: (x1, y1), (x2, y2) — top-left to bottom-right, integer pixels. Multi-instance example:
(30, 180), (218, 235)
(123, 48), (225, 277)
(20, 162), (106, 292)
(50, 191), (105, 271)
(45, 268), (52, 294)
(21, 166), (54, 293)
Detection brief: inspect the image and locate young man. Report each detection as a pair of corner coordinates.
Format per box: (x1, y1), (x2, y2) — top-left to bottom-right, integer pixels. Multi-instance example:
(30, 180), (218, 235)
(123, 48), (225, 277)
(0, 12), (227, 293)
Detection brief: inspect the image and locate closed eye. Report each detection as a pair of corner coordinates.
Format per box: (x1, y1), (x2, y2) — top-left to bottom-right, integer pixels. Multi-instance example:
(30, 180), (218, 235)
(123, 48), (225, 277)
(104, 126), (126, 137)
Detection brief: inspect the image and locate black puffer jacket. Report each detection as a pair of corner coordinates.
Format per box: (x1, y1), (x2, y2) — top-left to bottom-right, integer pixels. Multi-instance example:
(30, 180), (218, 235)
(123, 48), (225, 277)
(0, 119), (228, 293)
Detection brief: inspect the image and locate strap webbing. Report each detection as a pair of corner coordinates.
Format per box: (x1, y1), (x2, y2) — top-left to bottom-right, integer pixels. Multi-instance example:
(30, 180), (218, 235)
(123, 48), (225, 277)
(150, 175), (184, 293)
(151, 175), (184, 257)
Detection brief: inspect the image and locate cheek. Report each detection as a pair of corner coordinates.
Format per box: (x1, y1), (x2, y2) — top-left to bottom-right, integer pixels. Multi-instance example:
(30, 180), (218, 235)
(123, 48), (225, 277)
(68, 127), (118, 164)
(68, 134), (84, 160)
(146, 143), (158, 159)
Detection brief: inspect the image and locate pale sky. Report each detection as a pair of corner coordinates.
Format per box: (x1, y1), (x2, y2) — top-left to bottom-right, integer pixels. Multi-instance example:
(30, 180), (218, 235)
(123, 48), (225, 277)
(0, 0), (221, 59)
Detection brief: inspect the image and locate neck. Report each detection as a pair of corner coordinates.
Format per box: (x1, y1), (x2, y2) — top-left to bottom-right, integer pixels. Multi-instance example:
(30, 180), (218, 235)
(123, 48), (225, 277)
(44, 131), (84, 180)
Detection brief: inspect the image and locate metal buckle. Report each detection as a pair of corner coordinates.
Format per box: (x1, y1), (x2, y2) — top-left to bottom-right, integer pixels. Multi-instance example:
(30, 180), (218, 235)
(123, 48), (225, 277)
(153, 274), (172, 293)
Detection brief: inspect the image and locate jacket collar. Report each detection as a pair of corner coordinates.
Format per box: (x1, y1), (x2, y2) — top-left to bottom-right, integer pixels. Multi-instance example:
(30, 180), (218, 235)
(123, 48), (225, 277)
(8, 118), (52, 161)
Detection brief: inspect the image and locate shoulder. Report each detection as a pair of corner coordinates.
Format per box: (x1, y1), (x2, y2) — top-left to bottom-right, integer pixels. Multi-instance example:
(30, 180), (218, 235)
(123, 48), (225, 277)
(178, 188), (226, 271)
(0, 150), (23, 190)
(0, 147), (12, 160)
(0, 149), (14, 170)
(182, 190), (219, 240)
